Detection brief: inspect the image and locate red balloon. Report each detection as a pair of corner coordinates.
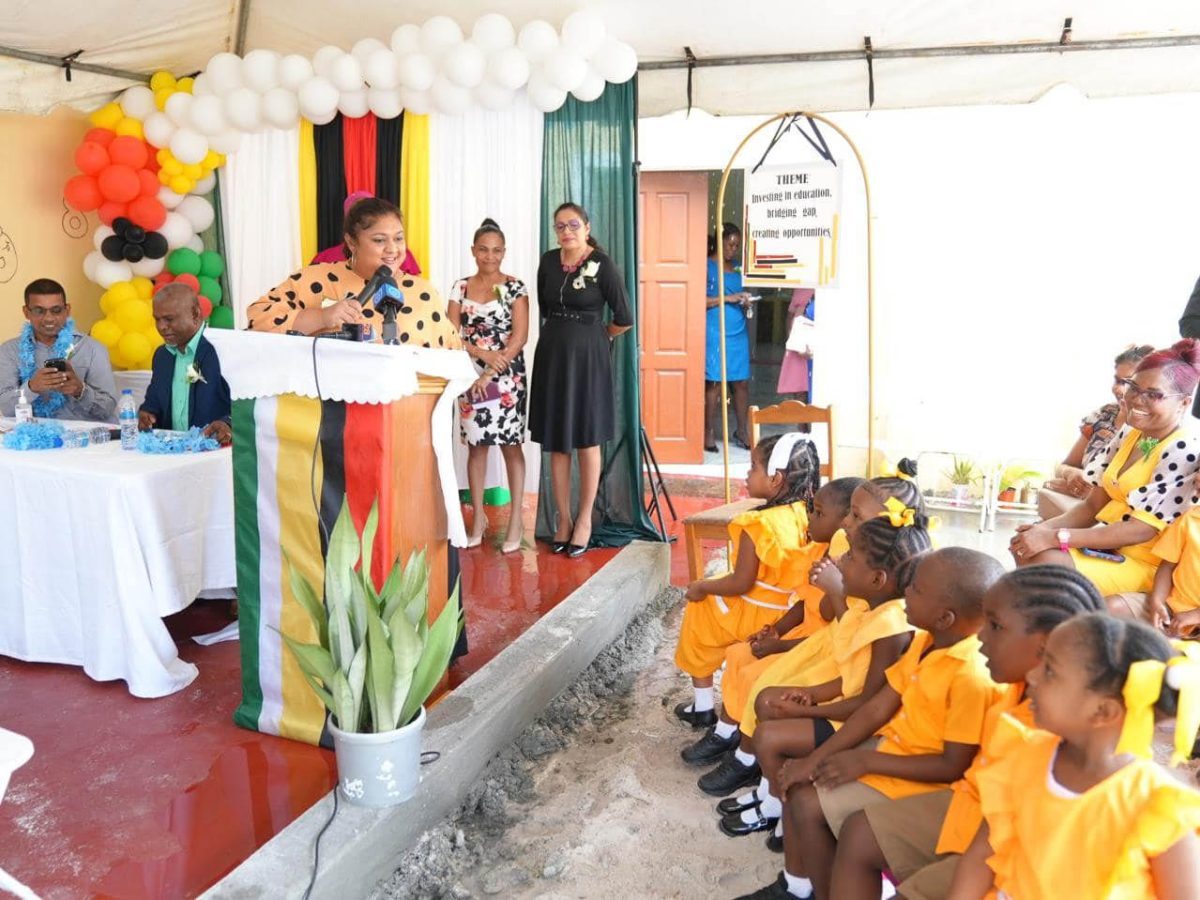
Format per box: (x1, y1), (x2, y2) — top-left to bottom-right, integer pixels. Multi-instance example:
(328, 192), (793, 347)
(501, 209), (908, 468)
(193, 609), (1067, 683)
(97, 165), (140, 203)
(84, 127), (116, 147)
(137, 169), (159, 198)
(145, 152), (161, 174)
(98, 200), (128, 225)
(176, 273), (200, 292)
(198, 295), (214, 317)
(74, 141), (110, 176)
(128, 195), (166, 231)
(64, 174), (103, 211)
(108, 135), (149, 170)
(153, 272), (174, 290)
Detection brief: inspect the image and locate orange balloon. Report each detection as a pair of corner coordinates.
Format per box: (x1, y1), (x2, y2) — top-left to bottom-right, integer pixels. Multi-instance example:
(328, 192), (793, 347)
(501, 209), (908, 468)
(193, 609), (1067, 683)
(175, 273), (200, 292)
(64, 174), (103, 211)
(74, 141), (110, 176)
(84, 127), (116, 147)
(128, 196), (166, 231)
(97, 164), (140, 203)
(137, 169), (159, 197)
(107, 135), (149, 170)
(98, 201), (128, 226)
(198, 295), (213, 317)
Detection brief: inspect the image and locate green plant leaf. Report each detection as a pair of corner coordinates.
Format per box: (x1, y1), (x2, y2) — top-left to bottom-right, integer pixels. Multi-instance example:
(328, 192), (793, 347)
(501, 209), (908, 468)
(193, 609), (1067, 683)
(327, 595), (356, 675)
(388, 606), (422, 722)
(325, 502), (360, 612)
(330, 669), (355, 731)
(365, 603), (397, 731)
(346, 641), (367, 732)
(283, 551), (327, 647)
(403, 559), (429, 629)
(360, 499), (379, 601)
(274, 629), (337, 715)
(378, 554), (408, 621)
(346, 564), (369, 647)
(399, 580), (461, 727)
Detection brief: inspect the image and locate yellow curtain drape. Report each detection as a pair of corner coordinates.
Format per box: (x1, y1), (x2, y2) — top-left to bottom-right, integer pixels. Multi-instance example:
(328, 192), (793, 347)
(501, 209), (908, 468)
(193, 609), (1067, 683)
(298, 119), (318, 264)
(400, 112), (430, 271)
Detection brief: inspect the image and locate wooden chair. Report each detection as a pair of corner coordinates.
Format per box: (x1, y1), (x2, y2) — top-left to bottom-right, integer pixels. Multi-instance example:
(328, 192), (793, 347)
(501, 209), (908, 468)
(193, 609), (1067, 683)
(682, 401), (836, 582)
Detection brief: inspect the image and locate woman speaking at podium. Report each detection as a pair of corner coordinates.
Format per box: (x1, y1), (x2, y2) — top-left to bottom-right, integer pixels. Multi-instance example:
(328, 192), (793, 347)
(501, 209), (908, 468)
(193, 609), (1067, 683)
(246, 198), (459, 349)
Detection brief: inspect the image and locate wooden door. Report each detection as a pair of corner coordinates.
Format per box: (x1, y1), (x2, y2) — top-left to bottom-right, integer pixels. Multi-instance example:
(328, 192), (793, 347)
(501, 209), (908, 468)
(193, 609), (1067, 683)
(638, 171), (708, 463)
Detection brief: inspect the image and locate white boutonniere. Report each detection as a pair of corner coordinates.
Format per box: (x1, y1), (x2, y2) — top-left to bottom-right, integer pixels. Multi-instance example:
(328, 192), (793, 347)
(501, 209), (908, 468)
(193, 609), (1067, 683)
(572, 260), (601, 291)
(186, 363), (207, 385)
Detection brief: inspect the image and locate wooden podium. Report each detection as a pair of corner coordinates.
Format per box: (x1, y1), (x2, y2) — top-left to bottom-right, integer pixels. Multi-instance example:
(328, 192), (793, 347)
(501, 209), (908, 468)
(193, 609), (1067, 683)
(205, 330), (476, 746)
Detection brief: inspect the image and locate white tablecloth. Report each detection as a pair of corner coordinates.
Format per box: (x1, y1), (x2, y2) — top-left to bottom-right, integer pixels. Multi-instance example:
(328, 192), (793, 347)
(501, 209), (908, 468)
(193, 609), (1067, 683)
(0, 437), (235, 697)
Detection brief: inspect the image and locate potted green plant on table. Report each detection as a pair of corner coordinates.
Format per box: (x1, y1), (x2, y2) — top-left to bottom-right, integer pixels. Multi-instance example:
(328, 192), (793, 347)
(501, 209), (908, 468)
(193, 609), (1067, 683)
(279, 498), (461, 808)
(944, 455), (979, 506)
(998, 464), (1043, 504)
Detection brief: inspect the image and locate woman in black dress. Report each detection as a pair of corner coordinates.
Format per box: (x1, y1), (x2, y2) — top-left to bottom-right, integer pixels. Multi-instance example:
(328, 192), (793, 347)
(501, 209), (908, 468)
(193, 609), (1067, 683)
(529, 202), (633, 557)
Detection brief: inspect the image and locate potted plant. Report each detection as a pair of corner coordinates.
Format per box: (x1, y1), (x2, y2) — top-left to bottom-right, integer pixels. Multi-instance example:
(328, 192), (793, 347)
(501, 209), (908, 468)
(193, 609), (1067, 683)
(279, 497), (461, 808)
(998, 464), (1042, 504)
(944, 455), (978, 505)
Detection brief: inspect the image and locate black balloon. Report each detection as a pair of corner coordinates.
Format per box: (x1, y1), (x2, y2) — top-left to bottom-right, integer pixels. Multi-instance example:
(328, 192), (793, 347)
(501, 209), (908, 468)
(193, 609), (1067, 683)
(126, 225), (146, 244)
(101, 234), (126, 262)
(143, 232), (168, 260)
(112, 216), (132, 236)
(122, 244), (145, 262)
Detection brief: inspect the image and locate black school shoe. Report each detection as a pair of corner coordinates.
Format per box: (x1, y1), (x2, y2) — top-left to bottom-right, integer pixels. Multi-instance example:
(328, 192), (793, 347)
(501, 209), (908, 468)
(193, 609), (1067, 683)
(717, 789), (761, 815)
(733, 872), (791, 899)
(673, 701), (717, 729)
(681, 728), (740, 766)
(698, 754), (761, 796)
(766, 829), (784, 853)
(719, 809), (779, 837)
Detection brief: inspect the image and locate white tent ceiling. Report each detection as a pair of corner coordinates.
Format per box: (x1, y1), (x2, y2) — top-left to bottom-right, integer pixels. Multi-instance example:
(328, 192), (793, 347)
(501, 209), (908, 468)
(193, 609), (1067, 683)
(2, 0), (1200, 116)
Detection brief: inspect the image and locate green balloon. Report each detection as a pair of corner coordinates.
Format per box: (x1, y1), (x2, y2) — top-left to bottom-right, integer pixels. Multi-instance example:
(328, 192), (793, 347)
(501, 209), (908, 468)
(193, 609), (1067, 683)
(208, 305), (235, 330)
(198, 251), (225, 279)
(168, 247), (202, 276)
(197, 276), (223, 305)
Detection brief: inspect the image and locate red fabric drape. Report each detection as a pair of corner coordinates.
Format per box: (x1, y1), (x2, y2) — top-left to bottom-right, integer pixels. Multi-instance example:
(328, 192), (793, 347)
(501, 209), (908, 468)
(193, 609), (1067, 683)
(341, 114), (378, 196)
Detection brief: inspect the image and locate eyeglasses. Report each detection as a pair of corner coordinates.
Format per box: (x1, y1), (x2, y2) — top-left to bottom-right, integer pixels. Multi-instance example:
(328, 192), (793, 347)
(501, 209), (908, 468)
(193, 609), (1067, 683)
(26, 306), (66, 317)
(554, 219), (584, 233)
(1117, 378), (1187, 405)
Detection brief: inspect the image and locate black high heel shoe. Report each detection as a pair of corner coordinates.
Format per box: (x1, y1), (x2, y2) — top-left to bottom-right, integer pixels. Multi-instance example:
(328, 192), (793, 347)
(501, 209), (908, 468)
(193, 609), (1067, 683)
(567, 542), (589, 558)
(551, 540), (570, 554)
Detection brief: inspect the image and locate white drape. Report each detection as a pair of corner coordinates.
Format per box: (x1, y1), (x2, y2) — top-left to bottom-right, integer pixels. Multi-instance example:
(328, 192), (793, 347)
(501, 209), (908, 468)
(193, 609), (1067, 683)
(219, 128), (302, 330)
(428, 96), (544, 495)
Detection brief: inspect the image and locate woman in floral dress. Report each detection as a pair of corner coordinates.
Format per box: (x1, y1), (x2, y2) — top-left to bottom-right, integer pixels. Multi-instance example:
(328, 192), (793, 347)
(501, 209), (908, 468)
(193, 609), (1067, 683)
(448, 219), (529, 552)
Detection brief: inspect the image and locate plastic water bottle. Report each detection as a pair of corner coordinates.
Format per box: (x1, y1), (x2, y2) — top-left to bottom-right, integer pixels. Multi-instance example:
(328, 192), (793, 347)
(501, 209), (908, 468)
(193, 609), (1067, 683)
(14, 387), (33, 425)
(119, 389), (138, 450)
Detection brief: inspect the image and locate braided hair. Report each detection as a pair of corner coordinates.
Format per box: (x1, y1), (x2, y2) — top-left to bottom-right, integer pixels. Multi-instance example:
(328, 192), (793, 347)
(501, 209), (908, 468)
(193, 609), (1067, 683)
(863, 458), (927, 515)
(1065, 614), (1179, 717)
(854, 514), (932, 594)
(756, 434), (822, 512)
(1001, 565), (1105, 634)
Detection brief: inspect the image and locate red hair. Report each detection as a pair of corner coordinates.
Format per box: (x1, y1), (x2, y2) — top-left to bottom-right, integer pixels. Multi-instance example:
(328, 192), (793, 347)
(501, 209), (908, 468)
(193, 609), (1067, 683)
(1135, 338), (1200, 396)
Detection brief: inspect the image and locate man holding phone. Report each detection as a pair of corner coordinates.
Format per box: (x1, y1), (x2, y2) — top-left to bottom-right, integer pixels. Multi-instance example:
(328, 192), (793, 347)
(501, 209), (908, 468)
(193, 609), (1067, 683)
(0, 278), (117, 422)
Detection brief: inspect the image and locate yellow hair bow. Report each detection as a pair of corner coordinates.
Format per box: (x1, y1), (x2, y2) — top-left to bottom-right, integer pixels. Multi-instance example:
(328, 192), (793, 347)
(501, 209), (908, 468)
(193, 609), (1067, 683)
(1115, 659), (1163, 760)
(1167, 641), (1200, 767)
(878, 462), (914, 482)
(879, 496), (917, 528)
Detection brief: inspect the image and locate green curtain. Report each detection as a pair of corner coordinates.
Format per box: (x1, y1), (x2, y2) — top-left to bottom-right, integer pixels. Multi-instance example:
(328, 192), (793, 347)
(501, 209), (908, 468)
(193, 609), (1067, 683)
(536, 79), (662, 547)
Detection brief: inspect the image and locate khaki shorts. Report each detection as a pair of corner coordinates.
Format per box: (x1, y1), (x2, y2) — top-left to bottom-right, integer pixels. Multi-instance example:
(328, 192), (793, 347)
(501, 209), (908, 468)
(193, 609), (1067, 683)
(897, 856), (961, 900)
(862, 790), (956, 897)
(1110, 592), (1150, 618)
(816, 780), (890, 837)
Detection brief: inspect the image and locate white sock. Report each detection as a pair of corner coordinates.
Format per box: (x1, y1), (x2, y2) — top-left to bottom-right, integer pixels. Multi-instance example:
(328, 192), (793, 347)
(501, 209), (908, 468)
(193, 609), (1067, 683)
(735, 787), (759, 806)
(784, 871), (813, 898)
(713, 719), (737, 739)
(693, 686), (714, 712)
(758, 791), (783, 819)
(734, 748), (756, 767)
(774, 819), (783, 838)
(880, 876), (897, 899)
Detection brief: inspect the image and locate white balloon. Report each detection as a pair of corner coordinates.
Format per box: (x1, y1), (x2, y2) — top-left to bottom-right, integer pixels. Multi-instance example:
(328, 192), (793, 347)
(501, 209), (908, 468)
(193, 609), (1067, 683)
(95, 258), (133, 289)
(159, 211), (195, 250)
(210, 130), (243, 154)
(329, 54), (364, 93)
(421, 16), (463, 59)
(593, 38), (638, 83)
(398, 86), (432, 116)
(431, 76), (471, 115)
(352, 37), (388, 66)
(391, 23), (421, 55)
(397, 54), (436, 92)
(186, 235), (205, 254)
(157, 185), (186, 209)
(143, 112), (175, 149)
(561, 10), (608, 58)
(518, 20), (559, 64)
(364, 48), (399, 89)
(93, 225), (116, 251)
(312, 45), (344, 77)
(279, 54), (315, 91)
(526, 71), (567, 113)
(298, 76), (340, 123)
(261, 87), (299, 129)
(164, 92), (194, 127)
(120, 85), (156, 120)
(223, 88), (262, 132)
(474, 82), (514, 110)
(368, 87), (403, 120)
(130, 255), (165, 277)
(487, 46), (530, 90)
(442, 41), (485, 88)
(571, 69), (607, 103)
(337, 89), (369, 119)
(472, 13), (516, 53)
(169, 128), (209, 165)
(205, 52), (244, 95)
(179, 195), (215, 233)
(242, 48), (281, 93)
(191, 73), (212, 97)
(193, 173), (217, 195)
(188, 94), (227, 136)
(83, 250), (101, 282)
(542, 48), (588, 92)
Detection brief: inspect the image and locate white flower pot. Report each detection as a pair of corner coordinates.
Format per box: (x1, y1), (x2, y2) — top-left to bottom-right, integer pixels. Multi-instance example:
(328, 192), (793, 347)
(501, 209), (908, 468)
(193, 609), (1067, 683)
(950, 484), (971, 506)
(328, 706), (426, 807)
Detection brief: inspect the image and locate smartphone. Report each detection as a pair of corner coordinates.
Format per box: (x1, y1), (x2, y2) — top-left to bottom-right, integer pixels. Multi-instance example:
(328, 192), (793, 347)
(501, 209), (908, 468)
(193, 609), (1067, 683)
(1079, 547), (1125, 563)
(44, 358), (67, 371)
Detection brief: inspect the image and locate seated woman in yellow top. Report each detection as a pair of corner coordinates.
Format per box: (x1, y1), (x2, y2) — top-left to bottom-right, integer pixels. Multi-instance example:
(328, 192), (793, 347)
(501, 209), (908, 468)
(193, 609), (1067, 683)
(1010, 339), (1200, 597)
(245, 197), (460, 350)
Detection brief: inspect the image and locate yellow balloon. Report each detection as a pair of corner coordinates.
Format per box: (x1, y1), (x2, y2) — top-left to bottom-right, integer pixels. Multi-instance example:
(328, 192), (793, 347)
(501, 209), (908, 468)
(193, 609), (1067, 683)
(169, 175), (194, 195)
(154, 88), (174, 111)
(108, 346), (130, 370)
(115, 117), (144, 140)
(156, 148), (171, 165)
(90, 102), (122, 130)
(182, 163), (203, 180)
(176, 77), (195, 94)
(130, 276), (154, 300)
(118, 332), (152, 368)
(99, 290), (117, 316)
(145, 327), (165, 350)
(149, 71), (177, 92)
(108, 282), (138, 306)
(114, 298), (152, 333)
(158, 170), (171, 186)
(91, 318), (122, 349)
(162, 157), (184, 176)
(202, 150), (222, 170)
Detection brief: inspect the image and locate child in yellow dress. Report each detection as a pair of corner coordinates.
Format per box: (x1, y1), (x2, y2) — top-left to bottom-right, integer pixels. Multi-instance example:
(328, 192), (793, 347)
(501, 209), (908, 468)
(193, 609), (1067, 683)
(1131, 503), (1200, 635)
(830, 565), (1106, 900)
(948, 614), (1200, 899)
(673, 434), (822, 732)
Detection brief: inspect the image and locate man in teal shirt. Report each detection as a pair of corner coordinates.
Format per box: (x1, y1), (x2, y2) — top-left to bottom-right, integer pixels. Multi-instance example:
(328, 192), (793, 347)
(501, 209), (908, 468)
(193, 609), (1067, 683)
(138, 284), (231, 444)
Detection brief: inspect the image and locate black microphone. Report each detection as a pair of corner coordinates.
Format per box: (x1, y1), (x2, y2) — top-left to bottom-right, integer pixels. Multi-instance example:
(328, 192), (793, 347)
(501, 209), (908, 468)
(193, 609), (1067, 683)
(352, 264), (394, 308)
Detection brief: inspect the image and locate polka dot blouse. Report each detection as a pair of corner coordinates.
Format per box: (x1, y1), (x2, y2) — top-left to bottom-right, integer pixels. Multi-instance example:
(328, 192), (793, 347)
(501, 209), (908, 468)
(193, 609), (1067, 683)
(245, 261), (462, 350)
(1083, 425), (1200, 528)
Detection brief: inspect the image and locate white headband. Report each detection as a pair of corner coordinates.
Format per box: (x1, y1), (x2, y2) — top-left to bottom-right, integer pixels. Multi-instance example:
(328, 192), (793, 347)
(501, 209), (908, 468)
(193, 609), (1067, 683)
(767, 432), (807, 476)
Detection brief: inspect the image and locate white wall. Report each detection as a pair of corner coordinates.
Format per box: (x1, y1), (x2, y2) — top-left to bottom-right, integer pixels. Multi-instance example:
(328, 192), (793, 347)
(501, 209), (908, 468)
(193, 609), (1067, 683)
(639, 89), (1200, 477)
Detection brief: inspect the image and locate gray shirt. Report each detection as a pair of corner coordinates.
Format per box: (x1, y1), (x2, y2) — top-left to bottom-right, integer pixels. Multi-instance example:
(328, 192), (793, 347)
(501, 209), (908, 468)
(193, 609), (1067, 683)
(0, 333), (118, 422)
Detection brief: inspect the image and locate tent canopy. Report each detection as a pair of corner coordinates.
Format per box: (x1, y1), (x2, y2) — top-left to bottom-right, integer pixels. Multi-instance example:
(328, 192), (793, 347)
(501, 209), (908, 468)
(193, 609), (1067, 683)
(3, 1), (1199, 116)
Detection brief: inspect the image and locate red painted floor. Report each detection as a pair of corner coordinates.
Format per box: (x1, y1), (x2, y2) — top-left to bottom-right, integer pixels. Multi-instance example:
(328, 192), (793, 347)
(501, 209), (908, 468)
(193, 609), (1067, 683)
(0, 483), (730, 899)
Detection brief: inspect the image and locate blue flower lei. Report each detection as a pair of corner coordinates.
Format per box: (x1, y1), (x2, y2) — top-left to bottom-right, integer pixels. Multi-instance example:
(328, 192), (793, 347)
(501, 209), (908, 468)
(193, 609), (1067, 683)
(2, 421), (65, 450)
(17, 318), (77, 417)
(136, 427), (220, 454)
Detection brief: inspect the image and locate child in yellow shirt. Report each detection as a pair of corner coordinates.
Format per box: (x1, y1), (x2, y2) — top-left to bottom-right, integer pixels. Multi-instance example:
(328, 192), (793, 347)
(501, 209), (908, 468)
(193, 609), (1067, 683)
(830, 565), (1106, 900)
(948, 614), (1200, 899)
(1142, 504), (1200, 636)
(740, 547), (1003, 900)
